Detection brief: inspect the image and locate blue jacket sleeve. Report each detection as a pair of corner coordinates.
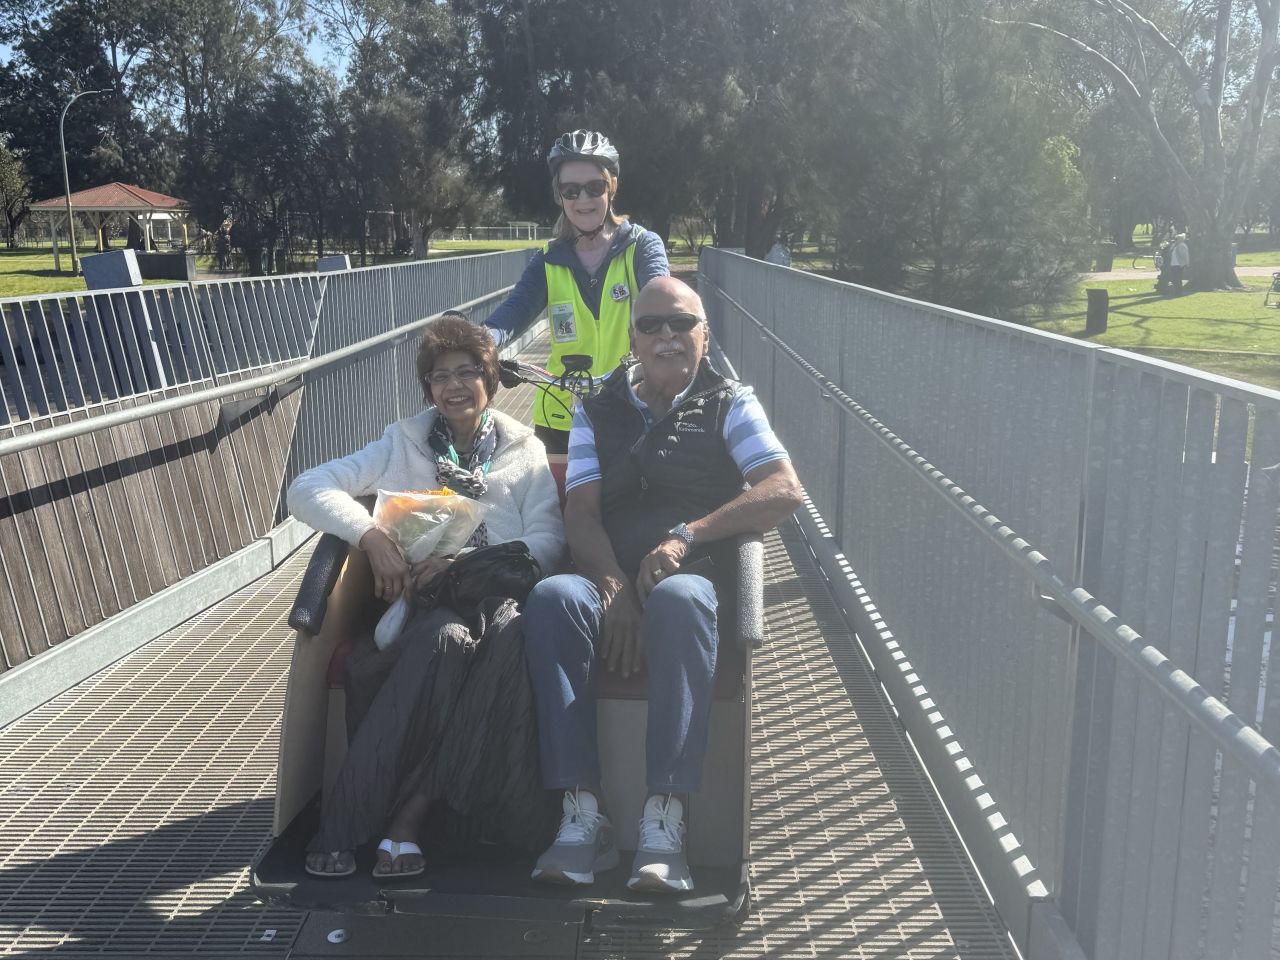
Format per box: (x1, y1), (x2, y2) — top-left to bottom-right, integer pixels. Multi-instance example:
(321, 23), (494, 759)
(634, 231), (670, 291)
(484, 250), (549, 347)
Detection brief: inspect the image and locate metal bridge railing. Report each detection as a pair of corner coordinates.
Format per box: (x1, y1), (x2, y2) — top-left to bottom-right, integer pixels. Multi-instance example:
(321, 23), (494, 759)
(0, 251), (532, 679)
(0, 277), (323, 422)
(700, 247), (1280, 960)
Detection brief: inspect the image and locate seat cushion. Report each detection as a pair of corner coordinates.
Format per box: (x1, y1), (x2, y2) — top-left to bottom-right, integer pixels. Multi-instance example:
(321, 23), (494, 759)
(326, 634), (357, 687)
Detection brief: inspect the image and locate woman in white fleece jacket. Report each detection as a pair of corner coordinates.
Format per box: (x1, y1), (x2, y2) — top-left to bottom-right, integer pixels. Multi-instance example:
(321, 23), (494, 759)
(287, 313), (564, 881)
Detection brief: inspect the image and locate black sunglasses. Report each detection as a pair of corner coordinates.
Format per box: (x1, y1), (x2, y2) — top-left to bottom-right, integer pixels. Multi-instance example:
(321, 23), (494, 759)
(633, 313), (703, 336)
(558, 179), (608, 200)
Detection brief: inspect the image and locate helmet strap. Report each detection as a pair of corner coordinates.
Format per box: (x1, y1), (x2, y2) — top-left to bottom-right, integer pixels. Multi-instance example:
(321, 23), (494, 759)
(571, 196), (612, 245)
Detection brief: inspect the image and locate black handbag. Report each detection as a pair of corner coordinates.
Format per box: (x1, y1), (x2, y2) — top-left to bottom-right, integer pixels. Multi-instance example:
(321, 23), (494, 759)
(414, 540), (542, 613)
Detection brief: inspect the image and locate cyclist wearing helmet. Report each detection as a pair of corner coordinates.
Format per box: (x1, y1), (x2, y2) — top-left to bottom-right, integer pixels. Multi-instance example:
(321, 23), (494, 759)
(485, 130), (670, 453)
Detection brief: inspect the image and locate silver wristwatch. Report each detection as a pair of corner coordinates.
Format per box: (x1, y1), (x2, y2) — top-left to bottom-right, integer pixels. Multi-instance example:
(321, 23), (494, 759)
(666, 523), (695, 549)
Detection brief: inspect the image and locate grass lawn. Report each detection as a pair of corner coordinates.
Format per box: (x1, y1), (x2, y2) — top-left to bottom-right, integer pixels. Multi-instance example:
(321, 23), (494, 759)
(430, 239), (543, 254)
(0, 248), (90, 298)
(0, 240), (549, 300)
(1234, 247), (1280, 268)
(1030, 279), (1280, 391)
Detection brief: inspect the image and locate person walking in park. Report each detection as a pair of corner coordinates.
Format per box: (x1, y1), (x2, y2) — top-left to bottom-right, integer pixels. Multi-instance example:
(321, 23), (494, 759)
(1169, 233), (1190, 294)
(483, 130), (669, 453)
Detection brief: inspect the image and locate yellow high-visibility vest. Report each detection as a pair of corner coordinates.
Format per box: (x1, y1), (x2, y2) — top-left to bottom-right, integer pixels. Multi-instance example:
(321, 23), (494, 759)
(538, 236), (640, 431)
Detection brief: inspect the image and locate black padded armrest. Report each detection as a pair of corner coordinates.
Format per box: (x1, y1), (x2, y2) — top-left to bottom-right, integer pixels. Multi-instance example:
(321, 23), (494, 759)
(288, 496), (374, 634)
(288, 533), (351, 634)
(732, 533), (765, 652)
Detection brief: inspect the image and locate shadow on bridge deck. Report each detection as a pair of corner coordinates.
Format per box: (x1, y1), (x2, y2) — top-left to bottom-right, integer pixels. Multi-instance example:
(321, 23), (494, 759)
(0, 521), (1015, 959)
(0, 328), (1016, 958)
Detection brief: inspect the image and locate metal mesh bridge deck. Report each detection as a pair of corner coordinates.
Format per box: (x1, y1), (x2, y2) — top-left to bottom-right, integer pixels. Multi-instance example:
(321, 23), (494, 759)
(0, 526), (1015, 959)
(0, 333), (1017, 958)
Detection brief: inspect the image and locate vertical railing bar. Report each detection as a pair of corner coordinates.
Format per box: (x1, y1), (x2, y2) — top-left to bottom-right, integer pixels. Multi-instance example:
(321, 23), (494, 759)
(81, 295), (125, 401)
(46, 301), (85, 409)
(253, 279), (285, 363)
(145, 288), (184, 387)
(0, 303), (33, 422)
(27, 301), (68, 415)
(1168, 397), (1249, 958)
(10, 302), (51, 417)
(62, 297), (99, 404)
(198, 285), (232, 380)
(103, 292), (148, 394)
(217, 283), (253, 373)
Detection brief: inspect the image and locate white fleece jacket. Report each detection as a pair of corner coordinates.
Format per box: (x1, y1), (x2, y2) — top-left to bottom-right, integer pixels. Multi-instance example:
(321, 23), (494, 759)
(287, 407), (565, 574)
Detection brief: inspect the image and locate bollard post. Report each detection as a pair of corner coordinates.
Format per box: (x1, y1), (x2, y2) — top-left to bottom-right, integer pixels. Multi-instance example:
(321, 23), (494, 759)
(1085, 288), (1108, 336)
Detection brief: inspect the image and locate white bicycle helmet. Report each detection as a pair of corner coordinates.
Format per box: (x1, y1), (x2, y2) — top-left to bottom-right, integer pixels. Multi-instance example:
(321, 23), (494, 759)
(547, 130), (620, 177)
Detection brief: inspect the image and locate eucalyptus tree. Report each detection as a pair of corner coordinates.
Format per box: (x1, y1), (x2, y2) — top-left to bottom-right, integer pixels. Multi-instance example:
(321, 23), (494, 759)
(0, 142), (31, 246)
(990, 0), (1280, 289)
(0, 2), (150, 198)
(336, 0), (474, 257)
(817, 0), (1088, 317)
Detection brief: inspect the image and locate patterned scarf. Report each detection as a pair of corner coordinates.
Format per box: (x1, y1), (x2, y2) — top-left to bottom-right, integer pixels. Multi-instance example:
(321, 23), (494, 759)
(427, 410), (497, 548)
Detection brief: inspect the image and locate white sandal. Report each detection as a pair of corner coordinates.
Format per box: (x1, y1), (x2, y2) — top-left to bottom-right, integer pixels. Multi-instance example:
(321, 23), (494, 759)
(373, 838), (424, 878)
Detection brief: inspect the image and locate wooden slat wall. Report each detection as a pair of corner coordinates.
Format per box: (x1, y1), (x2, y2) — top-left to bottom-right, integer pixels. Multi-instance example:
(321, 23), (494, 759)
(0, 369), (303, 674)
(0, 257), (522, 678)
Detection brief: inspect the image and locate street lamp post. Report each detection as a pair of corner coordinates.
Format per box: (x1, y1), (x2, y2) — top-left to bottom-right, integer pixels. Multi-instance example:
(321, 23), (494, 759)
(60, 88), (110, 275)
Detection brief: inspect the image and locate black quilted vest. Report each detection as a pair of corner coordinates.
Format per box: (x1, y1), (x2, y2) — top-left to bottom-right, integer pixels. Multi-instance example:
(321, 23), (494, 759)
(583, 358), (745, 575)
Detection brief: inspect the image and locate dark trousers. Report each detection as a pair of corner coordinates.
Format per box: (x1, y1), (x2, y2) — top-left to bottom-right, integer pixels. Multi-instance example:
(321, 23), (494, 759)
(1169, 265), (1185, 293)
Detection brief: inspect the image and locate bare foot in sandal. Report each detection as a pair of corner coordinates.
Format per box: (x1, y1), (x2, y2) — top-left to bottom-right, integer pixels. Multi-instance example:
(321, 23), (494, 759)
(373, 837), (424, 878)
(305, 850), (355, 877)
(374, 799), (426, 878)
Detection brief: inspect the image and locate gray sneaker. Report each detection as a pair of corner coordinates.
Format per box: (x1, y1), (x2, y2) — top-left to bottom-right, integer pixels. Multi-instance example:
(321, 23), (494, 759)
(531, 789), (618, 885)
(627, 794), (694, 893)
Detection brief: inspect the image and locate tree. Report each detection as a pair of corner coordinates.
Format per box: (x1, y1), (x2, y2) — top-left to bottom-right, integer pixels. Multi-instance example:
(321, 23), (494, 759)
(819, 0), (1088, 317)
(0, 0), (183, 199)
(337, 0), (473, 257)
(458, 0), (852, 256)
(990, 0), (1280, 289)
(0, 143), (31, 246)
(141, 0), (307, 225)
(1241, 120), (1280, 234)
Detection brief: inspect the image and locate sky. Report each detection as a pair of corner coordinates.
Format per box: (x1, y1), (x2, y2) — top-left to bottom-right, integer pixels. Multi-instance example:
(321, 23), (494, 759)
(0, 33), (346, 83)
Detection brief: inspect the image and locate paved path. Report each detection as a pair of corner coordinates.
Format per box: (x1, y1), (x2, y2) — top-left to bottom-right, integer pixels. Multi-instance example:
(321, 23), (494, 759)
(1082, 265), (1279, 281)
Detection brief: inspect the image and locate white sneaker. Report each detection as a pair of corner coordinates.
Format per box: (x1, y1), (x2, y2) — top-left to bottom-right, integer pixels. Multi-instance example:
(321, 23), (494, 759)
(627, 794), (694, 893)
(531, 789), (619, 885)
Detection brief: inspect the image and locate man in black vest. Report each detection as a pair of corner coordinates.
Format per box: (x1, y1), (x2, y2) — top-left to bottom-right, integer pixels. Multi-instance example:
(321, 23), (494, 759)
(524, 277), (803, 893)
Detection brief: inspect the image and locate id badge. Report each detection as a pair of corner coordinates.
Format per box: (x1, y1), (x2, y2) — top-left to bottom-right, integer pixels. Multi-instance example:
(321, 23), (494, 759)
(549, 303), (578, 343)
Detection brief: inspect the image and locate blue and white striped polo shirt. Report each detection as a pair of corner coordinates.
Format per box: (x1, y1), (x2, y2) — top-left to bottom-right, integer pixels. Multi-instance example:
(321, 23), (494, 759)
(564, 370), (790, 493)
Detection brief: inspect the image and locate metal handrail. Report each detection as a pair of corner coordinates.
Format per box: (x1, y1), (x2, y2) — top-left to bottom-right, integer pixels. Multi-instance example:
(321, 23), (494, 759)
(704, 275), (1280, 800)
(0, 285), (513, 458)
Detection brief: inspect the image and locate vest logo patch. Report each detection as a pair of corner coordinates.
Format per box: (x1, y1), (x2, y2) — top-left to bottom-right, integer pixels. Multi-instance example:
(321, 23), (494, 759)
(549, 302), (577, 343)
(610, 282), (631, 303)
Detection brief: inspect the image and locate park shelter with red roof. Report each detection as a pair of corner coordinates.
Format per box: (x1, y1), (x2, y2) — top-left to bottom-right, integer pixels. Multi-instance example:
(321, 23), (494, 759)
(29, 182), (192, 272)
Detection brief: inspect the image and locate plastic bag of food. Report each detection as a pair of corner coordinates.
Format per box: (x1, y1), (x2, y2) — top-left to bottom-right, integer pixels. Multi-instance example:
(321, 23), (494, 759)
(373, 594), (411, 651)
(373, 487), (490, 564)
(369, 488), (490, 651)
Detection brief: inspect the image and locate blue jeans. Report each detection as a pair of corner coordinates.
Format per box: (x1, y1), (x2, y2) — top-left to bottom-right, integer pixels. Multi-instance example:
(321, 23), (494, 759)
(524, 573), (719, 794)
